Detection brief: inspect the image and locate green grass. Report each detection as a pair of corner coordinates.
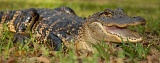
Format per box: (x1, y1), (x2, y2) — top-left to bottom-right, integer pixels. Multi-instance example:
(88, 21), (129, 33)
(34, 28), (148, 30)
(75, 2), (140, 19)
(0, 0), (160, 63)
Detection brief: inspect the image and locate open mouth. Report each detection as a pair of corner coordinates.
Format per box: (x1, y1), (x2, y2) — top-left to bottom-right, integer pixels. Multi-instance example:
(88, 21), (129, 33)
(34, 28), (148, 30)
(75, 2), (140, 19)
(103, 26), (142, 42)
(88, 22), (143, 43)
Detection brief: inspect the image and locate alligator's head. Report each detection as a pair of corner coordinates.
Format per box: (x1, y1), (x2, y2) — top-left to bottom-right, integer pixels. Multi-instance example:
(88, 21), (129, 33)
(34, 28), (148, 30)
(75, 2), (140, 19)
(84, 8), (146, 43)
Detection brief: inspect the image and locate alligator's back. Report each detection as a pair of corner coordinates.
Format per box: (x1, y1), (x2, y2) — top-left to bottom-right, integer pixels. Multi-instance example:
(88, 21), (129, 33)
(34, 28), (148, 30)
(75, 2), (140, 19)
(34, 7), (85, 43)
(0, 7), (85, 50)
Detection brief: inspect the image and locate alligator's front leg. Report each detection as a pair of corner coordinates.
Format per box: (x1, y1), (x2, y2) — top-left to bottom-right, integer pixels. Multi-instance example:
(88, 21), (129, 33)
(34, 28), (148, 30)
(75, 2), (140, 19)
(47, 33), (62, 51)
(13, 32), (30, 43)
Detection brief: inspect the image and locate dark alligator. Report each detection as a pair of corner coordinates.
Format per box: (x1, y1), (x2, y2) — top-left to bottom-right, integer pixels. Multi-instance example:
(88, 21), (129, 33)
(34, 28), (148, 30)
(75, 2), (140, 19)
(0, 7), (146, 55)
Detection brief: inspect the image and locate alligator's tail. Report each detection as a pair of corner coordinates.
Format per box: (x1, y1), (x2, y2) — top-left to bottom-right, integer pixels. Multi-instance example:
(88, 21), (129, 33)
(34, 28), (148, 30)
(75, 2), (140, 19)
(0, 10), (17, 24)
(0, 8), (40, 33)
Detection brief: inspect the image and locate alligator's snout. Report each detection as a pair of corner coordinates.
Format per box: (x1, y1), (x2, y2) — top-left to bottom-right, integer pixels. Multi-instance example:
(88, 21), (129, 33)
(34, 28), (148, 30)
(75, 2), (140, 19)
(133, 16), (146, 25)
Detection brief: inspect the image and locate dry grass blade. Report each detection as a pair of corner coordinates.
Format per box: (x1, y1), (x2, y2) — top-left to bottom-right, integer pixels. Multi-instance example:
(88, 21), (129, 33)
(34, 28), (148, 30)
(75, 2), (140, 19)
(34, 56), (50, 63)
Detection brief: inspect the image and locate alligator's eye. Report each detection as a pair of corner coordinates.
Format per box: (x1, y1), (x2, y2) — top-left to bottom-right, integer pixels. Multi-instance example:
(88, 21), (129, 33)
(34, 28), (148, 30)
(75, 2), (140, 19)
(107, 12), (112, 17)
(104, 9), (113, 17)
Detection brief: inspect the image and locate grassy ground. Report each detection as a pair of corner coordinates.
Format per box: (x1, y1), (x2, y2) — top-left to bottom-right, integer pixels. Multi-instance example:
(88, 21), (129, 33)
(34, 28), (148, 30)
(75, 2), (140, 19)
(0, 0), (160, 63)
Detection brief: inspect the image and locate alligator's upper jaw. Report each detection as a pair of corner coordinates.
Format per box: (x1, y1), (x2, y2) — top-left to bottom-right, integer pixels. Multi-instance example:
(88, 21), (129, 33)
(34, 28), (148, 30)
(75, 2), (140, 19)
(88, 22), (143, 43)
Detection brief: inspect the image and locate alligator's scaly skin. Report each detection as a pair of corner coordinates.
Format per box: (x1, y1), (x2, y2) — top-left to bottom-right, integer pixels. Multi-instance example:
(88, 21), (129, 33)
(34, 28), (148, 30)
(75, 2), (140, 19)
(34, 7), (84, 50)
(0, 7), (146, 55)
(0, 7), (85, 51)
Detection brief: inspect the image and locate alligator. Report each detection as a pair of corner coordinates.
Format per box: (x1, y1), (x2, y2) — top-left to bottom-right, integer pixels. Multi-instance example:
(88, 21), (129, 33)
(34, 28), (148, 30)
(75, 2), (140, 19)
(0, 7), (146, 55)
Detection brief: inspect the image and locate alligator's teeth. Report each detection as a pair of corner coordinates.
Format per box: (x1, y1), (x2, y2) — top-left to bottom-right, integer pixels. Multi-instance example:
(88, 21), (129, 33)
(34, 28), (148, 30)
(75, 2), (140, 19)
(103, 26), (141, 39)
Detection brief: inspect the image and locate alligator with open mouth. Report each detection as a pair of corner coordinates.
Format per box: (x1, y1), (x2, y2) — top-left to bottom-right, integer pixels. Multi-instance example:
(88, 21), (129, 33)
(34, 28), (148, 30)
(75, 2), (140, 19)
(0, 7), (146, 55)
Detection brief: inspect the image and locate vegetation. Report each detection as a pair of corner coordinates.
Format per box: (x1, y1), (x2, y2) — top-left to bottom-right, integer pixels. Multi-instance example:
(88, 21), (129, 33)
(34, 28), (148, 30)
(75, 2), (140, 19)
(0, 0), (160, 63)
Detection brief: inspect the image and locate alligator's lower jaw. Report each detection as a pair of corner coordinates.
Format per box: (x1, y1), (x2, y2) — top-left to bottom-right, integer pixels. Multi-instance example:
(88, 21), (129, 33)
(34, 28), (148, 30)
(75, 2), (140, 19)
(88, 22), (143, 43)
